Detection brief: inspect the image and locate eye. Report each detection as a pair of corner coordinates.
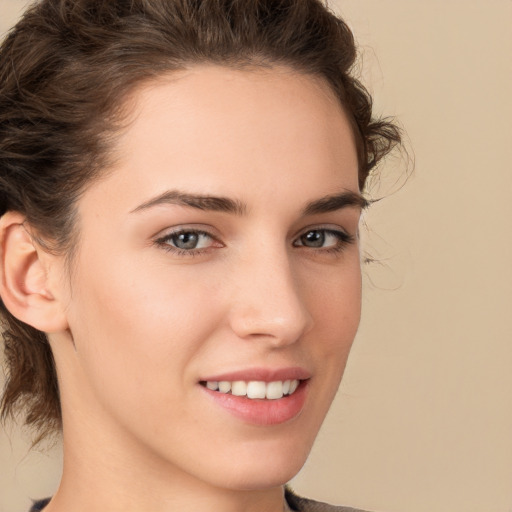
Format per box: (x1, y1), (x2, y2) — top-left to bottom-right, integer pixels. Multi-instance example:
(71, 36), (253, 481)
(170, 231), (211, 250)
(293, 228), (354, 252)
(155, 229), (220, 254)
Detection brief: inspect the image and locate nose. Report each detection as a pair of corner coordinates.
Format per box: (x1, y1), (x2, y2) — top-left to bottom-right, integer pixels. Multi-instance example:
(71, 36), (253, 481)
(227, 247), (313, 346)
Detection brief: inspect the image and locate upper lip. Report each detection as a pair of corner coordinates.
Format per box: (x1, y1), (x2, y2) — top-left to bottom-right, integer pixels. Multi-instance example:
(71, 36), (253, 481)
(200, 367), (311, 383)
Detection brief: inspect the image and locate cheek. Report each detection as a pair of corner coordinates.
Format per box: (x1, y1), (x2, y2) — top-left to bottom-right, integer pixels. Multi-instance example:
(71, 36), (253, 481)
(302, 258), (361, 415)
(65, 255), (222, 405)
(306, 258), (362, 355)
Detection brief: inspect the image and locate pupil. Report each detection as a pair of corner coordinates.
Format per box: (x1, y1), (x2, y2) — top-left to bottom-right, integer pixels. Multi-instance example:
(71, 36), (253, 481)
(175, 232), (198, 249)
(303, 230), (324, 247)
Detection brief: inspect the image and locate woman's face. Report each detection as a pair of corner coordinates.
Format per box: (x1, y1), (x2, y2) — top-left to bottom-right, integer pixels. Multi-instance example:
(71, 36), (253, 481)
(52, 65), (363, 490)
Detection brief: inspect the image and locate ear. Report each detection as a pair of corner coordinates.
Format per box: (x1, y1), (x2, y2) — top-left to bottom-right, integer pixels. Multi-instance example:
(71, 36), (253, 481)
(0, 212), (69, 333)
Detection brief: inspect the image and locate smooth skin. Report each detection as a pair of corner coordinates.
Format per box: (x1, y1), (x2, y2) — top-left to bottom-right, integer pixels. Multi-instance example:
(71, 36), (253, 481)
(0, 66), (363, 512)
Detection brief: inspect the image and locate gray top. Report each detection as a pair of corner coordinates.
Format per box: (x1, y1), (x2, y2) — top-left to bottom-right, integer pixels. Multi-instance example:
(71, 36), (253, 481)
(285, 488), (369, 512)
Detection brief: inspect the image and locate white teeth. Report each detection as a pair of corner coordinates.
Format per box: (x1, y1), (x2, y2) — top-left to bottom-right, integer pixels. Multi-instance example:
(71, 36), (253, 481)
(247, 381), (267, 399)
(218, 381), (231, 393)
(206, 381), (219, 391)
(204, 379), (301, 399)
(231, 381), (247, 396)
(266, 381), (284, 400)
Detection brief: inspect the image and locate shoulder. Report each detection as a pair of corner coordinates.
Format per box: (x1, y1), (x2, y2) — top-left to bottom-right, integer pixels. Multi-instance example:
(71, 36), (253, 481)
(285, 487), (371, 512)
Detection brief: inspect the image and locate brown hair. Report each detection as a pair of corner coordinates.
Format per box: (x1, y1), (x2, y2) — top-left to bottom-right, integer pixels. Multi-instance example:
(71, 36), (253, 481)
(0, 0), (401, 442)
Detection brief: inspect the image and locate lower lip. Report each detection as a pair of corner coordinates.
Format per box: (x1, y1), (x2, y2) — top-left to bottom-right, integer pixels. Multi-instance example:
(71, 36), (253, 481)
(201, 381), (308, 426)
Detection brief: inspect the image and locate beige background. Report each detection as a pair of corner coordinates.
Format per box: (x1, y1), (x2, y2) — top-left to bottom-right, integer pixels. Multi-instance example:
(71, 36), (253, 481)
(1, 0), (511, 511)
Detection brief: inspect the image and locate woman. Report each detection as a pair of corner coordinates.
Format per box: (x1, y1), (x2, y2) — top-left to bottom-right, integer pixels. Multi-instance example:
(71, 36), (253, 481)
(0, 1), (400, 511)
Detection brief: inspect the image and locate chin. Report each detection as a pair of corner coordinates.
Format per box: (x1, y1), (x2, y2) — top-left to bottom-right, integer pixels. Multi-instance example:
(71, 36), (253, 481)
(211, 437), (314, 491)
(222, 464), (305, 492)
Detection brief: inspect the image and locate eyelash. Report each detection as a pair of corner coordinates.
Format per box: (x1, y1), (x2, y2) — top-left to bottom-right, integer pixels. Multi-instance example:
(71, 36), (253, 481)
(293, 228), (356, 254)
(155, 229), (220, 257)
(154, 227), (355, 257)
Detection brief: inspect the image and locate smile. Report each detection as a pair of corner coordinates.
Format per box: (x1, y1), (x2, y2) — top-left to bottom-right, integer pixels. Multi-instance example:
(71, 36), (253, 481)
(202, 379), (301, 400)
(200, 378), (309, 426)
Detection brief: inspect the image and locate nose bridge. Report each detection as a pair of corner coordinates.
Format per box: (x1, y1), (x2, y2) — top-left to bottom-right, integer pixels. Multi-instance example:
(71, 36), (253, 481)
(228, 242), (313, 344)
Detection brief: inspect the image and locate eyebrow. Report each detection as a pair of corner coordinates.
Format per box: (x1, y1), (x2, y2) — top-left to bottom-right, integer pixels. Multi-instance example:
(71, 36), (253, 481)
(130, 189), (368, 216)
(130, 190), (247, 215)
(301, 190), (369, 215)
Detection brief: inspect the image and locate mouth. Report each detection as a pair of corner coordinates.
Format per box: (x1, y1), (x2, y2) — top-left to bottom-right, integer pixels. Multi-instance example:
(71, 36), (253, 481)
(199, 372), (309, 425)
(200, 379), (301, 400)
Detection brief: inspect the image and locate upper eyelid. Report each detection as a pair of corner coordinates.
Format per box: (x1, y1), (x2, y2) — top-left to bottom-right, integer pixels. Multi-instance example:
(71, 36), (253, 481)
(152, 216), (357, 239)
(297, 227), (349, 236)
(292, 223), (351, 239)
(153, 224), (220, 241)
(153, 224), (352, 240)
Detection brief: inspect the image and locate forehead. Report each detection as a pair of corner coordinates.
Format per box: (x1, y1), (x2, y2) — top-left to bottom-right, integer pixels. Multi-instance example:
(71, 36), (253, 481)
(82, 65), (359, 217)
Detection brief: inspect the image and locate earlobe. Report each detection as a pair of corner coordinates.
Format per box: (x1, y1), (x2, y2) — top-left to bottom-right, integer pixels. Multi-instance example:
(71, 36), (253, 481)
(0, 212), (69, 333)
